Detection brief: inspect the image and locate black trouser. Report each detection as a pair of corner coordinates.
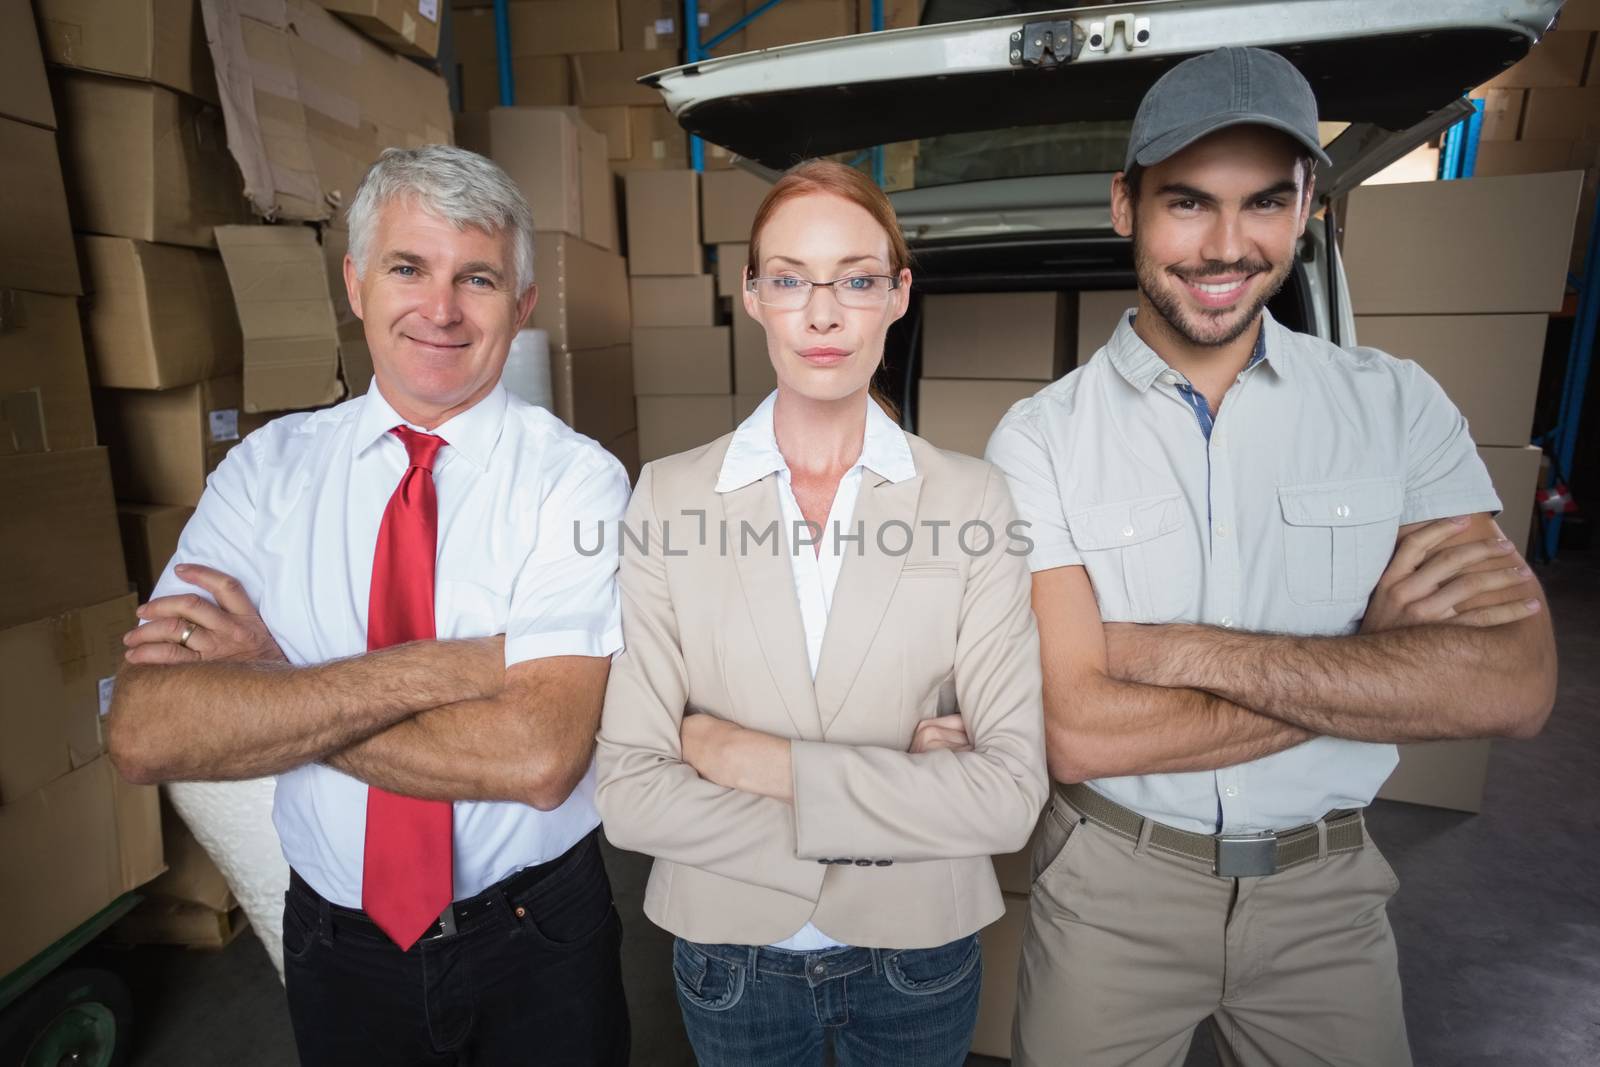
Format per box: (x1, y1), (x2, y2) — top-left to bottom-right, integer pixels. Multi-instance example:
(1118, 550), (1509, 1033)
(282, 829), (629, 1066)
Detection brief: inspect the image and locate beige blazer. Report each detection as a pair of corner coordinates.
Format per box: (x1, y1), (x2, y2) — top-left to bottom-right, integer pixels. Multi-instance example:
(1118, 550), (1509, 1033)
(595, 430), (1048, 950)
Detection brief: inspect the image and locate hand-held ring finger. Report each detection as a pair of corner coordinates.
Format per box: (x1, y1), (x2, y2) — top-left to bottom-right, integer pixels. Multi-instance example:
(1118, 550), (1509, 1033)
(179, 621), (199, 648)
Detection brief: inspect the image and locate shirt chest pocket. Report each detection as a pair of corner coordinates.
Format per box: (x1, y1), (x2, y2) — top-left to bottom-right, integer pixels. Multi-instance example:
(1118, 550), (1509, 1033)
(1278, 477), (1403, 606)
(1067, 493), (1195, 622)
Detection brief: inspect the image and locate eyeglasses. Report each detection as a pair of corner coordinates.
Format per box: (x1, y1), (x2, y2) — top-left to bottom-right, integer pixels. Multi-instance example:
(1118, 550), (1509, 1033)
(747, 274), (901, 310)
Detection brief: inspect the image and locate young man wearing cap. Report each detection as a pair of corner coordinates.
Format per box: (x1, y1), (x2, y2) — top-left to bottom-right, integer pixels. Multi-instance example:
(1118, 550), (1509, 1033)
(987, 46), (1556, 1066)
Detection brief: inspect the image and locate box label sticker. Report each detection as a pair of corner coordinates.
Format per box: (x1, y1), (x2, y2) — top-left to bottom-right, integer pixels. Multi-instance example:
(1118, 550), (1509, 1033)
(655, 17), (675, 34)
(418, 0), (439, 22)
(210, 409), (240, 442)
(98, 676), (115, 718)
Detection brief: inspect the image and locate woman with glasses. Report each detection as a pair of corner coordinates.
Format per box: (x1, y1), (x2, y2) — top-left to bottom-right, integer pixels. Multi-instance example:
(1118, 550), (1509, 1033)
(595, 159), (1047, 1066)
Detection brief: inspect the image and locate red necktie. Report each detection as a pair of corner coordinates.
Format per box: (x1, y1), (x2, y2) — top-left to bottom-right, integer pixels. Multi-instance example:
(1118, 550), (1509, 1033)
(362, 426), (452, 949)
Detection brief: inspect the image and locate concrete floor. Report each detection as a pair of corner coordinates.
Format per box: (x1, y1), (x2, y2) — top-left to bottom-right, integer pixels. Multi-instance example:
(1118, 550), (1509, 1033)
(78, 552), (1600, 1066)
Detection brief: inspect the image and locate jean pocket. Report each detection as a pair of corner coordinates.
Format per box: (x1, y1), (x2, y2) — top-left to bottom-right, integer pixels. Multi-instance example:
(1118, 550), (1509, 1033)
(673, 940), (747, 1012)
(281, 891), (322, 964)
(883, 935), (982, 997)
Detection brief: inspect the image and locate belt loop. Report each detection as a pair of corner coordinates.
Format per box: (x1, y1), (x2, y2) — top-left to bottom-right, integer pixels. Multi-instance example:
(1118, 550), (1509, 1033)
(747, 945), (761, 984)
(1315, 817), (1329, 863)
(1133, 816), (1155, 857)
(317, 892), (335, 947)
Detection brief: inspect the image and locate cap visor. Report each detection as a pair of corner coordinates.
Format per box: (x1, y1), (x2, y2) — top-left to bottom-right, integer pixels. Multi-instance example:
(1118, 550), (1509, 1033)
(1132, 112), (1333, 171)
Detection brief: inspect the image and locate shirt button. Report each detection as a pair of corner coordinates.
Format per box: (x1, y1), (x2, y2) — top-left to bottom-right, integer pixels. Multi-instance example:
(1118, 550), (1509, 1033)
(1220, 616), (1234, 628)
(1160, 371), (1179, 385)
(1225, 786), (1239, 798)
(1215, 523), (1228, 537)
(1335, 504), (1351, 518)
(1121, 525), (1135, 538)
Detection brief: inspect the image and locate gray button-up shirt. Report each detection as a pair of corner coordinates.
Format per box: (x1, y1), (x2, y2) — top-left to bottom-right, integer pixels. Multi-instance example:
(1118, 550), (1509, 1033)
(986, 308), (1501, 834)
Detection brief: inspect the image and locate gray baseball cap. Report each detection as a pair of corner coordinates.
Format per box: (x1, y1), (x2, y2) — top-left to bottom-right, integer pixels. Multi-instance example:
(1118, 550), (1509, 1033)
(1124, 46), (1331, 173)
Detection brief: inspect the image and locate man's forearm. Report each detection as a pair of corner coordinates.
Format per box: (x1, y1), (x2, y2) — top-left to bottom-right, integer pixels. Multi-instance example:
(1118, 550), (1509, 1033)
(108, 639), (502, 784)
(326, 657), (608, 810)
(1121, 621), (1556, 742)
(1048, 673), (1313, 783)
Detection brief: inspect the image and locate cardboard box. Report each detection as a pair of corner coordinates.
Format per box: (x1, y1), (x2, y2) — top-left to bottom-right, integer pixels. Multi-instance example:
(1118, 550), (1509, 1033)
(454, 0), (619, 59)
(1471, 139), (1589, 178)
(971, 893), (1027, 1059)
(1476, 29), (1594, 89)
(1342, 171), (1584, 315)
(858, 0), (919, 33)
(0, 755), (164, 976)
(572, 50), (678, 108)
(742, 0), (853, 49)
(715, 243), (749, 297)
(700, 168), (772, 245)
(454, 12), (571, 111)
(1353, 315), (1546, 448)
(0, 289), (96, 455)
(624, 171), (703, 275)
(198, 0), (451, 222)
(458, 108), (584, 238)
(632, 326), (732, 394)
(1479, 444), (1543, 556)
(578, 120), (619, 251)
(581, 106), (632, 160)
(316, 225), (375, 398)
(1469, 88), (1524, 141)
(631, 276), (716, 327)
(0, 117), (81, 296)
(215, 224), (344, 413)
(111, 897), (248, 948)
(618, 0), (745, 52)
(79, 237), (242, 391)
(1520, 86), (1600, 141)
(54, 72), (246, 249)
(732, 307), (775, 394)
(35, 0), (218, 103)
(1562, 0), (1600, 30)
(917, 378), (1042, 459)
(0, 449), (128, 631)
(922, 293), (1072, 380)
(732, 392), (764, 423)
(2, 0), (56, 127)
(551, 344), (636, 444)
(1075, 289), (1137, 363)
(319, 0), (441, 59)
(605, 427), (640, 484)
(531, 232), (631, 353)
(637, 394), (735, 461)
(618, 104), (688, 170)
(118, 503), (193, 601)
(96, 376), (244, 507)
(0, 594), (135, 804)
(145, 796), (236, 912)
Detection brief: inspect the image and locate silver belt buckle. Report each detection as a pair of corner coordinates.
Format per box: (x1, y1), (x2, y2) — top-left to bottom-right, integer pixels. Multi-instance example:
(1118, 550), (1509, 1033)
(425, 904), (458, 941)
(1214, 832), (1278, 878)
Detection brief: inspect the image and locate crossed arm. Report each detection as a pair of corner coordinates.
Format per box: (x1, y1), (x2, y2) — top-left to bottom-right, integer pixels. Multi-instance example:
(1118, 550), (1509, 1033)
(108, 564), (608, 809)
(1044, 514), (1556, 783)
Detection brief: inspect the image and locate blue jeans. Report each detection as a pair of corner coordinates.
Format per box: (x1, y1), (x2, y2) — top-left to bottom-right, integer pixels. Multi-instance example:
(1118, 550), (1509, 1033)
(672, 934), (981, 1067)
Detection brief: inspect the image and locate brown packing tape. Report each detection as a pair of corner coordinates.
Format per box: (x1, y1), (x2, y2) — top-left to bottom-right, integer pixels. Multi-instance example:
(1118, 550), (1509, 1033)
(0, 392), (47, 455)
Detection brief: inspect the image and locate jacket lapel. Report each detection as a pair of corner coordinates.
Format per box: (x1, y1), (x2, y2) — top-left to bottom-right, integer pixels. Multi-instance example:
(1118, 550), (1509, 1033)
(720, 476), (824, 741)
(813, 470), (924, 733)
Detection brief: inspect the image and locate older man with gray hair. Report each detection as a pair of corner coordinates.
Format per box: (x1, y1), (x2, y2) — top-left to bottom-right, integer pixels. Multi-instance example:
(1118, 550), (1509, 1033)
(107, 145), (632, 1065)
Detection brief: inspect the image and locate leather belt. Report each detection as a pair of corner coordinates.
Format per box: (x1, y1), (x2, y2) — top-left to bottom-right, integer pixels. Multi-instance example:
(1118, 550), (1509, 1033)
(1057, 782), (1366, 878)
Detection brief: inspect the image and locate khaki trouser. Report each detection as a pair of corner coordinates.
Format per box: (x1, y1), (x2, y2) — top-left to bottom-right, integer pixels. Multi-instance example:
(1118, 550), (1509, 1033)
(1012, 794), (1413, 1067)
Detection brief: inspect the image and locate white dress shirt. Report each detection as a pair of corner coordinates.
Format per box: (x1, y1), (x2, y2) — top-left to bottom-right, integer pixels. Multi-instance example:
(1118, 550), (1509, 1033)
(714, 390), (918, 951)
(987, 309), (1502, 835)
(150, 380), (631, 907)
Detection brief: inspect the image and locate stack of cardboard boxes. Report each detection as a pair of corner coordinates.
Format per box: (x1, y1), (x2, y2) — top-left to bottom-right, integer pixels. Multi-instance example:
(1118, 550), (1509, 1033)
(1342, 168), (1585, 816)
(451, 0), (917, 175)
(0, 4), (165, 979)
(459, 105), (639, 477)
(914, 289), (1135, 457)
(1470, 3), (1599, 273)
